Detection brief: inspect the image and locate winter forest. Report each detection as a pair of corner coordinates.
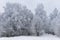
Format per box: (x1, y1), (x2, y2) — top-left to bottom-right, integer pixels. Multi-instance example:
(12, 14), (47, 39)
(0, 2), (60, 37)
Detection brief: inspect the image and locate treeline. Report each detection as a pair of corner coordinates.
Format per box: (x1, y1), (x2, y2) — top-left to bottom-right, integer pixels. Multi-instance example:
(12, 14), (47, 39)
(0, 3), (60, 37)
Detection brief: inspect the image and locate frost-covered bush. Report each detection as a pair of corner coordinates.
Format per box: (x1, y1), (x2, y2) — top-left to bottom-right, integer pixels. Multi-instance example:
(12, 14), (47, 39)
(0, 3), (33, 37)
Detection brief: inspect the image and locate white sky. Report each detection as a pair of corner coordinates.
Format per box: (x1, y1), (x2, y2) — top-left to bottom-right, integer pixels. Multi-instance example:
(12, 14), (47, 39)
(0, 0), (60, 15)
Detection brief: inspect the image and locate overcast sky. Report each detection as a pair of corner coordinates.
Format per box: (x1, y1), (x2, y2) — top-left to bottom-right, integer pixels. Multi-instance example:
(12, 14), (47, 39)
(0, 0), (60, 15)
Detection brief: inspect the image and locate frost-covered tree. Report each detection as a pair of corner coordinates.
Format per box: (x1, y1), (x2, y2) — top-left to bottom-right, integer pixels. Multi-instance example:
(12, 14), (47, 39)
(49, 8), (58, 20)
(51, 12), (60, 37)
(32, 4), (47, 36)
(31, 15), (45, 36)
(35, 4), (47, 27)
(0, 3), (33, 37)
(48, 8), (58, 35)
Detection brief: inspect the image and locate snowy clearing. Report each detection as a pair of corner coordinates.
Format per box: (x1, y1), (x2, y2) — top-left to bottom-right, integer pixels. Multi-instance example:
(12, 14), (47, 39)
(0, 34), (60, 40)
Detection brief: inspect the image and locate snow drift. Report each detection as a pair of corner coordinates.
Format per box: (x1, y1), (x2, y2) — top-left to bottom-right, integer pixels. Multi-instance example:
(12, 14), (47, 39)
(0, 34), (60, 40)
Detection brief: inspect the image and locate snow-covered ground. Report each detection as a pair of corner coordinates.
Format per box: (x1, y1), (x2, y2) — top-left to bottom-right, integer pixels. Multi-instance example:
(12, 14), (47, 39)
(0, 34), (60, 40)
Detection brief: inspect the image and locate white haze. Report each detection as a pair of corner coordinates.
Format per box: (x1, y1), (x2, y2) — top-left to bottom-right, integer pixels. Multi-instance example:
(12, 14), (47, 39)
(0, 0), (60, 15)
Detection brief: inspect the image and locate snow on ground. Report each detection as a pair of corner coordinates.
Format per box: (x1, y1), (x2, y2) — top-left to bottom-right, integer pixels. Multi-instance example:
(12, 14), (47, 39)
(0, 34), (60, 40)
